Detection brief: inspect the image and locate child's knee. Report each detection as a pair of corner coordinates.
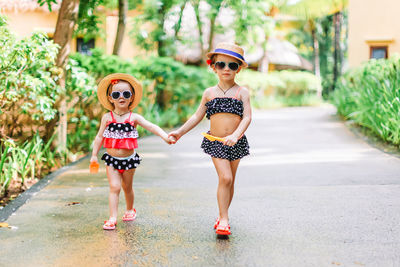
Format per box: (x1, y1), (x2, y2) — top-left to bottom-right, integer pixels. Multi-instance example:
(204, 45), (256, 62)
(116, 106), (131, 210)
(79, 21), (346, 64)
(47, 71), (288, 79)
(122, 183), (133, 192)
(219, 175), (233, 186)
(109, 182), (121, 193)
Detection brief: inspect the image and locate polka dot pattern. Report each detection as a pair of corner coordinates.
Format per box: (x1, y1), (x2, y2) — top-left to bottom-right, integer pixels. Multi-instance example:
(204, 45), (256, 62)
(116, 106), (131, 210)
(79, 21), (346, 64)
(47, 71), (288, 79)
(103, 122), (139, 140)
(205, 98), (243, 119)
(107, 122), (135, 132)
(201, 134), (250, 161)
(101, 152), (141, 170)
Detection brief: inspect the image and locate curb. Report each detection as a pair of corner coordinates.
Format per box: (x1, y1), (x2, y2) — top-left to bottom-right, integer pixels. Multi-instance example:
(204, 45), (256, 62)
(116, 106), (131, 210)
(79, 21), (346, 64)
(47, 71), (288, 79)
(0, 155), (88, 222)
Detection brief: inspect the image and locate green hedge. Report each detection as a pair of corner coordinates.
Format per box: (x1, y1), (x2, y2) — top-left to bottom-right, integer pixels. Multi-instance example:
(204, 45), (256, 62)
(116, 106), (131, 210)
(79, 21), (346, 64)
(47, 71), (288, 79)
(236, 69), (322, 108)
(332, 56), (400, 145)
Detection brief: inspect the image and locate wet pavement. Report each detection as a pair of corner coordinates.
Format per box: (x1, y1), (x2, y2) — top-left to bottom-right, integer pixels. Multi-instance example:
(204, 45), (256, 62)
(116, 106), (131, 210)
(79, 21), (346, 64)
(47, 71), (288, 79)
(1, 106), (400, 267)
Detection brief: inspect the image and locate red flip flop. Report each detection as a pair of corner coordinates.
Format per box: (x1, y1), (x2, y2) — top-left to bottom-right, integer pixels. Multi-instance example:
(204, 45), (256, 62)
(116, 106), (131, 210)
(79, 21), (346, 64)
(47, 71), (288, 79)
(214, 218), (220, 229)
(216, 224), (231, 235)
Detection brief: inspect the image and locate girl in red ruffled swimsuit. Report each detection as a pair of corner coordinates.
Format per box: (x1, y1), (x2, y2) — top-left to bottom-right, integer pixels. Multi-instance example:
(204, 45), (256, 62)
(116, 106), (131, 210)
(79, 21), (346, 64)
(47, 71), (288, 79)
(90, 73), (173, 230)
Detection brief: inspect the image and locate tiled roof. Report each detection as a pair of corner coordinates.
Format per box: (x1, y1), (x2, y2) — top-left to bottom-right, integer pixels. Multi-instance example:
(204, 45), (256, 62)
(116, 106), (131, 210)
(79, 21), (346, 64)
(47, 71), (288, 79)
(0, 0), (60, 13)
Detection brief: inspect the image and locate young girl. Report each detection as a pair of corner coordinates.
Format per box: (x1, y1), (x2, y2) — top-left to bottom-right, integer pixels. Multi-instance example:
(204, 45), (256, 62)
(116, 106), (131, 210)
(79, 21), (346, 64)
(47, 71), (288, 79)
(90, 73), (173, 230)
(169, 43), (251, 235)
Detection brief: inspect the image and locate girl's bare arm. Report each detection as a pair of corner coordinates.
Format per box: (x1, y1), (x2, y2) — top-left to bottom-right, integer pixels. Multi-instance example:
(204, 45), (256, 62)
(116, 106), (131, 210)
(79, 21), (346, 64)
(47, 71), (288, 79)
(169, 89), (209, 140)
(90, 113), (110, 162)
(134, 114), (173, 144)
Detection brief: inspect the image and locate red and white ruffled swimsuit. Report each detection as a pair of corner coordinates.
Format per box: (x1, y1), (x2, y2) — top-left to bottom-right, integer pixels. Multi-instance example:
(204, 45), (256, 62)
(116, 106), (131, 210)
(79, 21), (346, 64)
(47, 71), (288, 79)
(103, 112), (138, 150)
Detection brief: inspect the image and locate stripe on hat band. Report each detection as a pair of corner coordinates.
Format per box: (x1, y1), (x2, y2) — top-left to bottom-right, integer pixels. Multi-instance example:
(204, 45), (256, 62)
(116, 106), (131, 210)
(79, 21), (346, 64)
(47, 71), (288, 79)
(214, 49), (245, 61)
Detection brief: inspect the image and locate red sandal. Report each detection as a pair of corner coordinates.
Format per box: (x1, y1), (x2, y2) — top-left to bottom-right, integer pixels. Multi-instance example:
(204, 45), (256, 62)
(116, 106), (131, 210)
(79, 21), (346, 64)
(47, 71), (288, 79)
(103, 219), (117, 230)
(122, 209), (137, 221)
(216, 223), (231, 235)
(214, 218), (230, 230)
(214, 218), (220, 229)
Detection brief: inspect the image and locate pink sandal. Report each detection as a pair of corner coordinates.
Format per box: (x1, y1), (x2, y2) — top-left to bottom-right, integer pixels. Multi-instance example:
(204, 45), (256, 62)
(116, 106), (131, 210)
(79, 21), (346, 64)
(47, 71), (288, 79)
(103, 219), (117, 230)
(122, 209), (137, 221)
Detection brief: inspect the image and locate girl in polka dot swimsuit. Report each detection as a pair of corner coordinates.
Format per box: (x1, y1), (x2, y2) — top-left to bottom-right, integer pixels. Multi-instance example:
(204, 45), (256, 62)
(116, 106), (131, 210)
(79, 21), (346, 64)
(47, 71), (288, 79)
(169, 43), (252, 236)
(90, 73), (174, 230)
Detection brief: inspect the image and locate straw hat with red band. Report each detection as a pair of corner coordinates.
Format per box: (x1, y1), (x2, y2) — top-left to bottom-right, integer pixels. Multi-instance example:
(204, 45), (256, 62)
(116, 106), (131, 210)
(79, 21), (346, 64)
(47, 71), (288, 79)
(206, 43), (248, 68)
(97, 73), (143, 111)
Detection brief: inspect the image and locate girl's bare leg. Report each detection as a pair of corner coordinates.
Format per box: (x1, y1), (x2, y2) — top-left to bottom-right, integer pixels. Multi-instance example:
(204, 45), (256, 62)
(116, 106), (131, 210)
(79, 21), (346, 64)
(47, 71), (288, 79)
(106, 166), (123, 220)
(228, 159), (240, 207)
(212, 158), (233, 226)
(121, 169), (136, 211)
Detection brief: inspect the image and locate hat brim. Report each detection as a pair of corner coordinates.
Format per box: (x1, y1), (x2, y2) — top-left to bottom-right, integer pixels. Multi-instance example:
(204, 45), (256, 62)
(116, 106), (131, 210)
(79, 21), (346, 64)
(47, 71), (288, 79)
(97, 73), (143, 111)
(206, 51), (248, 68)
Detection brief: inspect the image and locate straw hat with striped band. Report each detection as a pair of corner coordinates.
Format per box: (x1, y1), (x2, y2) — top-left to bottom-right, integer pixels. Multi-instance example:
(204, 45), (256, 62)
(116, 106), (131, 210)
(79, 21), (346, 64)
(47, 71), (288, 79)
(206, 43), (248, 68)
(97, 73), (143, 111)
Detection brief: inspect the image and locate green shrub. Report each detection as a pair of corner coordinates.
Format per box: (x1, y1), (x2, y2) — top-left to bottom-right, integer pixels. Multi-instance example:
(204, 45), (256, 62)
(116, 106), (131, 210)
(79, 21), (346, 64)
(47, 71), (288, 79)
(332, 56), (400, 145)
(0, 17), (97, 196)
(236, 69), (322, 108)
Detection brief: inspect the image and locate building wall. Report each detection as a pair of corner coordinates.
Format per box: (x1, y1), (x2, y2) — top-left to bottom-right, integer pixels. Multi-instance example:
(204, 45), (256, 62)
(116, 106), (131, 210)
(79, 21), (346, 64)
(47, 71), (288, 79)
(1, 8), (142, 59)
(348, 0), (400, 67)
(4, 10), (78, 51)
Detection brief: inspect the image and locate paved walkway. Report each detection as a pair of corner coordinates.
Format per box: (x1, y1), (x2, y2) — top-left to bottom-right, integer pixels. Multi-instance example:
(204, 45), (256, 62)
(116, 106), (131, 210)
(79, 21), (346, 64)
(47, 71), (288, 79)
(1, 106), (400, 267)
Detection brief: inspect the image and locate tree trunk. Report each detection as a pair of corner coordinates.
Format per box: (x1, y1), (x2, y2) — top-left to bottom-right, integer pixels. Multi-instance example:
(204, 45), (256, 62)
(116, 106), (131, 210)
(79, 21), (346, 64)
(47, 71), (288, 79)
(157, 3), (167, 57)
(174, 0), (187, 41)
(311, 23), (321, 97)
(113, 0), (127, 55)
(52, 0), (79, 157)
(312, 30), (320, 77)
(53, 0), (80, 69)
(332, 11), (342, 91)
(193, 1), (205, 63)
(207, 1), (222, 52)
(258, 39), (269, 73)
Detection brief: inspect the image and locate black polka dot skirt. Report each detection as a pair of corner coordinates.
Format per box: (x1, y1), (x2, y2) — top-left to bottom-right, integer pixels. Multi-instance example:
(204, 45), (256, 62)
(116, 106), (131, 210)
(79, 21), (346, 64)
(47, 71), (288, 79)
(101, 152), (141, 170)
(201, 133), (250, 161)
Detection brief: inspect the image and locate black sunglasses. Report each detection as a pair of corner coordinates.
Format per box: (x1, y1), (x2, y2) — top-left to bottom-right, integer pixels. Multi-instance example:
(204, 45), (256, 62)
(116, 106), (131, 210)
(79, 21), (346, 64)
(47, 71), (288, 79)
(214, 61), (240, 71)
(110, 91), (132, 100)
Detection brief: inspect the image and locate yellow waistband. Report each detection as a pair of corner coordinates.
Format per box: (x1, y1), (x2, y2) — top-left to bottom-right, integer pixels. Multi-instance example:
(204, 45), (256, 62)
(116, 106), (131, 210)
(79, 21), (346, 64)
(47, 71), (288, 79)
(202, 132), (225, 142)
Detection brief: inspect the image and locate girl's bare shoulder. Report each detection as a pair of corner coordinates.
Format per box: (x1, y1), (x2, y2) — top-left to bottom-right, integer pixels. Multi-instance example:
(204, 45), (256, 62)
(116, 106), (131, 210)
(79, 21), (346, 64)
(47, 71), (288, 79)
(96, 112), (112, 129)
(129, 113), (143, 123)
(101, 112), (112, 122)
(203, 86), (216, 100)
(237, 85), (250, 98)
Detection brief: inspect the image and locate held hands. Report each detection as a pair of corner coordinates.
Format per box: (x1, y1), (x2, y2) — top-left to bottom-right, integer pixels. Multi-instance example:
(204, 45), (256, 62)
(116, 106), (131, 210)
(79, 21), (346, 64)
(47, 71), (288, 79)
(162, 133), (176, 144)
(168, 131), (181, 144)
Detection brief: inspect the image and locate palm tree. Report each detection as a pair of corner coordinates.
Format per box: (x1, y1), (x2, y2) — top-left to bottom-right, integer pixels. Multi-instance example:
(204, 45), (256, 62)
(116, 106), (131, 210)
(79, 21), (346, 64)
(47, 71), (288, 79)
(283, 0), (348, 93)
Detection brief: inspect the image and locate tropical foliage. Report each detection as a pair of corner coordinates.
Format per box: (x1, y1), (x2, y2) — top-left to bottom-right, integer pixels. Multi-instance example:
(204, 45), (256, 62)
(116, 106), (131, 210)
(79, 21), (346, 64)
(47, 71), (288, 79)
(332, 56), (400, 145)
(0, 18), (97, 198)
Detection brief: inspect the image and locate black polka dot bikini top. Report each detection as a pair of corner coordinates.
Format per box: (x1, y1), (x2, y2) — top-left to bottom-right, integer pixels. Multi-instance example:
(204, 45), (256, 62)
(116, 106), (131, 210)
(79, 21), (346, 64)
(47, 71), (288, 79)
(205, 87), (243, 119)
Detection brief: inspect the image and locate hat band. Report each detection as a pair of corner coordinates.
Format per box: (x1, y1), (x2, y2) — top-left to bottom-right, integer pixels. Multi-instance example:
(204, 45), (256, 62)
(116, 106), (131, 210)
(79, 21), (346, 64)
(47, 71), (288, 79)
(214, 48), (245, 61)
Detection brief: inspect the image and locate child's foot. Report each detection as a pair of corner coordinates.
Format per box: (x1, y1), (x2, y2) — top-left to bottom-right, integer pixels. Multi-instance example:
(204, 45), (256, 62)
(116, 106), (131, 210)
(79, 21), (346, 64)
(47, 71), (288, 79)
(103, 218), (117, 230)
(122, 209), (137, 221)
(214, 218), (230, 230)
(216, 223), (231, 235)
